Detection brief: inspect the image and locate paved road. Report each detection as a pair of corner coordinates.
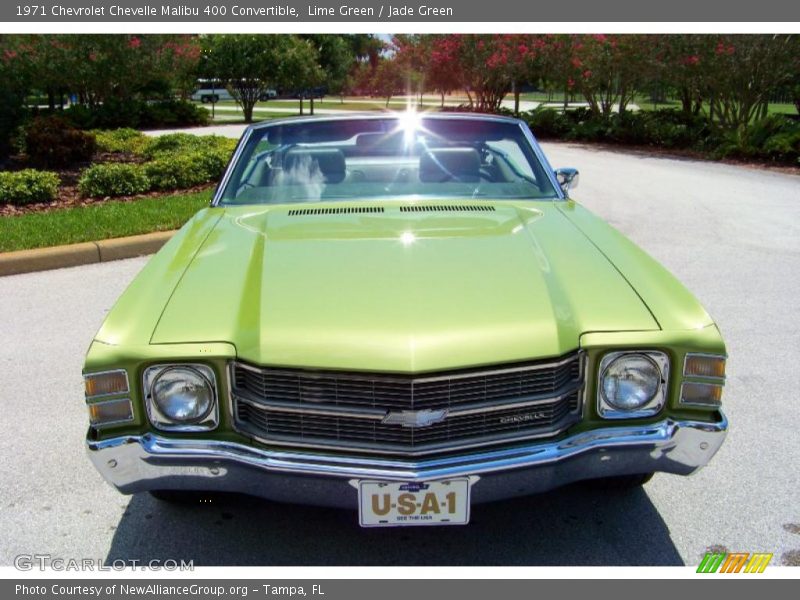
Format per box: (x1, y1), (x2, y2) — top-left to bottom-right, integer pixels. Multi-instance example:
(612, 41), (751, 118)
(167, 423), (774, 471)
(1, 142), (798, 566)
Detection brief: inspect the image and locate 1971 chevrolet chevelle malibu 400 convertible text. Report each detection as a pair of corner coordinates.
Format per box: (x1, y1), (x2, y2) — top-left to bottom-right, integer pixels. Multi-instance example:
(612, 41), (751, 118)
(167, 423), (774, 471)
(84, 113), (728, 527)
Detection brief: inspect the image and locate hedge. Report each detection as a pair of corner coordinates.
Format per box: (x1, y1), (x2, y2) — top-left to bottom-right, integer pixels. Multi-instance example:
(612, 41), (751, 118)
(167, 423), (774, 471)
(91, 128), (148, 155)
(61, 99), (209, 130)
(0, 169), (60, 205)
(78, 163), (150, 198)
(521, 107), (800, 165)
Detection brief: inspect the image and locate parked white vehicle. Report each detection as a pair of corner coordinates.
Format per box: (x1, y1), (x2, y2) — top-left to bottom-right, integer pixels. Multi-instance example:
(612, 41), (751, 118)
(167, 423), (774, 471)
(190, 87), (234, 103)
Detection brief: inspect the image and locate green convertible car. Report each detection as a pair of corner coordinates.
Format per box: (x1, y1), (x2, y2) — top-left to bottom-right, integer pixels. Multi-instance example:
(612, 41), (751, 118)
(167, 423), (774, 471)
(84, 113), (728, 527)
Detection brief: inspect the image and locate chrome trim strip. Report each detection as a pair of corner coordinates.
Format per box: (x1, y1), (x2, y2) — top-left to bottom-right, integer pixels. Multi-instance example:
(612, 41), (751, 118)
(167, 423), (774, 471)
(233, 380), (582, 421)
(235, 414), (581, 457)
(517, 120), (566, 200)
(212, 127), (253, 207)
(236, 394), (387, 420)
(87, 413), (728, 486)
(232, 352), (580, 385)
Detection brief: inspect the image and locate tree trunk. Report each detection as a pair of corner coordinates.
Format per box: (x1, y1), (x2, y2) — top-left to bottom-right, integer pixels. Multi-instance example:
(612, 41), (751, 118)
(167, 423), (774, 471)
(310, 96), (315, 116)
(299, 97), (304, 116)
(441, 91), (445, 108)
(386, 95), (391, 108)
(243, 103), (254, 123)
(514, 88), (520, 116)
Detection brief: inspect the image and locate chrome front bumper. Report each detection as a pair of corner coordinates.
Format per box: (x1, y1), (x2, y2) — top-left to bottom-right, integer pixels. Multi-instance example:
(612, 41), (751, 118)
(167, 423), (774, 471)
(87, 414), (727, 508)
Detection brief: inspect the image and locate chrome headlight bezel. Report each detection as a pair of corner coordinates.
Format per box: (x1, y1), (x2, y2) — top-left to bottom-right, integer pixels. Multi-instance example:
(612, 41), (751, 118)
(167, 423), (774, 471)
(597, 351), (669, 419)
(143, 364), (218, 432)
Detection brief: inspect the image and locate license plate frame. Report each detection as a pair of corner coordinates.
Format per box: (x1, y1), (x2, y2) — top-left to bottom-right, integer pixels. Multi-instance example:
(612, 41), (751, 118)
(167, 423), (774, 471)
(358, 478), (471, 527)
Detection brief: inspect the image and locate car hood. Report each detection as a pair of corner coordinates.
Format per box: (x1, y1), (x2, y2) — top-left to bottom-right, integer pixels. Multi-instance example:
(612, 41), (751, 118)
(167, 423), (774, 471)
(148, 201), (658, 371)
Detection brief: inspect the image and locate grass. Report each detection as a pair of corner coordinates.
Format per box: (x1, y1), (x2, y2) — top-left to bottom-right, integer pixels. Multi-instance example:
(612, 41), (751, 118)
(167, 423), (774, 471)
(0, 189), (212, 253)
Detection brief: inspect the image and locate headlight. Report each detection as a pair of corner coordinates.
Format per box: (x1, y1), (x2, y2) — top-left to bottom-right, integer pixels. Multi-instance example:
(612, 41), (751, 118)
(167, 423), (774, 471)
(598, 351), (668, 419)
(144, 364), (218, 431)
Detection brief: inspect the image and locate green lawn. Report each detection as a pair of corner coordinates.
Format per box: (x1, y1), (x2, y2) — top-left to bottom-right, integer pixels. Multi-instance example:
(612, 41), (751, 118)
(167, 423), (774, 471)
(0, 189), (212, 253)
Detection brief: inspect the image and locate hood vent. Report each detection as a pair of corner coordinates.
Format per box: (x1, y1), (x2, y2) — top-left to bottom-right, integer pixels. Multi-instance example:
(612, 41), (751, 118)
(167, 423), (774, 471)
(288, 206), (384, 216)
(400, 205), (495, 213)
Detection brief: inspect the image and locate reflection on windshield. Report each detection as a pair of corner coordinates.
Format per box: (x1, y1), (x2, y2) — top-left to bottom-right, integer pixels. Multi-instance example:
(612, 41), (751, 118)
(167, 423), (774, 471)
(219, 116), (559, 205)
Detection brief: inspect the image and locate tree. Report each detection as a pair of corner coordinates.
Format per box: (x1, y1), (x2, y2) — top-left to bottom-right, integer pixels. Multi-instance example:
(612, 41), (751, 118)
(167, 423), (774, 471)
(704, 35), (798, 128)
(203, 35), (290, 123)
(301, 35), (355, 104)
(0, 37), (30, 160)
(371, 58), (405, 107)
(284, 37), (325, 115)
(568, 34), (650, 117)
(425, 36), (465, 107)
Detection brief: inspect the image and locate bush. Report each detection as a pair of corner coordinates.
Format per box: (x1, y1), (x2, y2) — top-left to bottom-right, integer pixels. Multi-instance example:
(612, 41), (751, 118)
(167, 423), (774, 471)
(78, 163), (150, 198)
(0, 169), (60, 205)
(62, 99), (209, 130)
(25, 115), (96, 168)
(91, 128), (148, 155)
(142, 133), (236, 160)
(144, 151), (221, 191)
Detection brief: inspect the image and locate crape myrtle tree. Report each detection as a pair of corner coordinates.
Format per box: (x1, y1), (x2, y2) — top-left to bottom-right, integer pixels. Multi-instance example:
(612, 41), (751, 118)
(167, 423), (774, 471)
(0, 36), (30, 161)
(702, 34), (798, 128)
(43, 35), (200, 107)
(567, 34), (651, 117)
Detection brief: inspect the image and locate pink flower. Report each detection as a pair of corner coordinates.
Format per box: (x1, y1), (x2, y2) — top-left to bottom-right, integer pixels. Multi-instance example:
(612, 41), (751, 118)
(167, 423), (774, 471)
(128, 36), (141, 49)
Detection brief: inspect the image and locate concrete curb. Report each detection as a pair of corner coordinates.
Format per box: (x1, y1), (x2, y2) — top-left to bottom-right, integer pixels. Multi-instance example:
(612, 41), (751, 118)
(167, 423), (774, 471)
(0, 230), (176, 277)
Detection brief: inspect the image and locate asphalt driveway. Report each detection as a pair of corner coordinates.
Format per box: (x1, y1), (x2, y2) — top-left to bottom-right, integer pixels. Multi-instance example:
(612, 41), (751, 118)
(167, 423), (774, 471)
(1, 142), (798, 566)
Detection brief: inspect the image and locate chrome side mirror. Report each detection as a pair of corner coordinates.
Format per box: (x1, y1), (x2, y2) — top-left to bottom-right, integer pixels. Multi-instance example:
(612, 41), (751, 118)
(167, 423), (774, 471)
(555, 168), (579, 196)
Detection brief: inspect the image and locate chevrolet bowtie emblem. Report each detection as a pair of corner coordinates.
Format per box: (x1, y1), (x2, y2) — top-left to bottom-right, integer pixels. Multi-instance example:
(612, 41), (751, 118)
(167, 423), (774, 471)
(381, 408), (449, 428)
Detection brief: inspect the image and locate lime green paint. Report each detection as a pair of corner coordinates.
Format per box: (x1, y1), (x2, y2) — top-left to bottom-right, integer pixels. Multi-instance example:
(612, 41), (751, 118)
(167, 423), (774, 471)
(144, 201), (656, 372)
(85, 197), (726, 440)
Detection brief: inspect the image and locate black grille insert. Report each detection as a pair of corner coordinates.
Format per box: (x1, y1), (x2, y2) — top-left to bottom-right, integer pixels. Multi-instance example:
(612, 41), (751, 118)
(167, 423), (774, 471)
(231, 354), (583, 455)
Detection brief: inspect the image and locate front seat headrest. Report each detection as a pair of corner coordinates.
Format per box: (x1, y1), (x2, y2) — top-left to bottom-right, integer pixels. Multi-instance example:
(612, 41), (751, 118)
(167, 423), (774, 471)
(419, 147), (481, 183)
(283, 148), (346, 184)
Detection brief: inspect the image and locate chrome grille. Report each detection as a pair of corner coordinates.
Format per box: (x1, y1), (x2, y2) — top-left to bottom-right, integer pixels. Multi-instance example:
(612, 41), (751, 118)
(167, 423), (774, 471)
(231, 353), (583, 455)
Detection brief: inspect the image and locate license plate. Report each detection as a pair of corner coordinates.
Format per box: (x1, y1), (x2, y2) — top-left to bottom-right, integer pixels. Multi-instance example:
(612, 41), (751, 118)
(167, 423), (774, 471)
(358, 479), (470, 527)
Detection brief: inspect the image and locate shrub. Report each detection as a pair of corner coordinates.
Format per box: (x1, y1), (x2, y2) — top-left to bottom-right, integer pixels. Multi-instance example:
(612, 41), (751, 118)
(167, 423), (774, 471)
(78, 163), (150, 198)
(92, 128), (148, 155)
(144, 152), (213, 191)
(62, 99), (209, 130)
(142, 133), (236, 160)
(525, 108), (572, 139)
(25, 115), (96, 168)
(0, 169), (60, 205)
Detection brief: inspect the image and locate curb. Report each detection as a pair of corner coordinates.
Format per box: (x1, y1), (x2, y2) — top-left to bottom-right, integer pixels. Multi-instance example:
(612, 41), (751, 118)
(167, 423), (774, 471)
(0, 230), (176, 277)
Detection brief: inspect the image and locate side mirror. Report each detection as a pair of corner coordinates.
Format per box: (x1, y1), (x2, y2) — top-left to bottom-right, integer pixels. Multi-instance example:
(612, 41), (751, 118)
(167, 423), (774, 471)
(555, 168), (579, 196)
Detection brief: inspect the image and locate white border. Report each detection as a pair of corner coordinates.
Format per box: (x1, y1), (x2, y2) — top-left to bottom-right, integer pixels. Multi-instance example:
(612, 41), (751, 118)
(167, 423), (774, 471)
(2, 565), (799, 579)
(2, 21), (799, 34)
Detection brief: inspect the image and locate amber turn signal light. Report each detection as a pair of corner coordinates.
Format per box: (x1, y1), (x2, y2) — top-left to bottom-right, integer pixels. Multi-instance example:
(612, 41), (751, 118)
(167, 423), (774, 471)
(684, 354), (726, 379)
(84, 370), (129, 398)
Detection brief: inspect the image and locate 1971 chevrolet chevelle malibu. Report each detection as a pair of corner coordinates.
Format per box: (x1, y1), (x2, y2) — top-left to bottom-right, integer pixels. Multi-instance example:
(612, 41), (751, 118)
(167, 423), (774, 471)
(84, 113), (728, 527)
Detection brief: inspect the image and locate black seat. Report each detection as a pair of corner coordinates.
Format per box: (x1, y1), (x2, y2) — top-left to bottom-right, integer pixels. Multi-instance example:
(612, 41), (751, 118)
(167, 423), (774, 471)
(282, 148), (346, 184)
(419, 148), (481, 183)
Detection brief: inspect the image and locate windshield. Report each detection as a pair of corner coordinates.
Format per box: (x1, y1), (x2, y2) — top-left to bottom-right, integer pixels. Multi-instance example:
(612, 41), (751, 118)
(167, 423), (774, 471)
(218, 116), (560, 205)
